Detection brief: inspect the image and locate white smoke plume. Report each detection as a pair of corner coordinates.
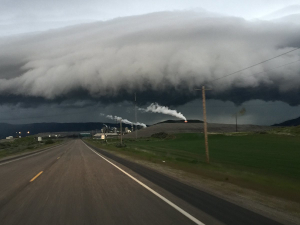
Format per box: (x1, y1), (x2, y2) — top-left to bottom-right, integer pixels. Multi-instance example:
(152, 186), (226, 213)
(139, 103), (187, 121)
(100, 113), (147, 128)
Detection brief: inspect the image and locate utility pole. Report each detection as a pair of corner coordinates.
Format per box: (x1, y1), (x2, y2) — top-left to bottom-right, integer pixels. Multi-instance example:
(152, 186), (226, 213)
(120, 120), (123, 145)
(135, 93), (137, 140)
(202, 86), (209, 163)
(234, 108), (246, 133)
(235, 114), (238, 132)
(195, 86), (210, 163)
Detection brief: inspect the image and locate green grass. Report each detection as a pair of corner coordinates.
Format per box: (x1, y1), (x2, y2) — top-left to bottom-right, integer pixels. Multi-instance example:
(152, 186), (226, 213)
(86, 131), (300, 202)
(0, 137), (62, 158)
(268, 125), (300, 136)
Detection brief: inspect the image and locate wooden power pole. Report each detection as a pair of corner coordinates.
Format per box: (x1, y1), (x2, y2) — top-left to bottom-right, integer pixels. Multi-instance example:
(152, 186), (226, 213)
(235, 114), (238, 132)
(120, 120), (123, 145)
(195, 86), (210, 163)
(135, 93), (137, 140)
(202, 86), (209, 163)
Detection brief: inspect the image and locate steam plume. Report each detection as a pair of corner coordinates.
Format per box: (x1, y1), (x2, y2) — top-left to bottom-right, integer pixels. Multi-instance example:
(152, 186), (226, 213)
(101, 113), (147, 128)
(139, 103), (187, 121)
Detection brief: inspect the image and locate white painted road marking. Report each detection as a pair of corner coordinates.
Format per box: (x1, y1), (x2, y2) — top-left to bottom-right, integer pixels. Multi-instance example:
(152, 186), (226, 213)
(83, 141), (205, 225)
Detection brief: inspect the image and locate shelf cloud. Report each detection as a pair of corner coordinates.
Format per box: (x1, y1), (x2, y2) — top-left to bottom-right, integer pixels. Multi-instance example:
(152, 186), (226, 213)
(0, 11), (300, 106)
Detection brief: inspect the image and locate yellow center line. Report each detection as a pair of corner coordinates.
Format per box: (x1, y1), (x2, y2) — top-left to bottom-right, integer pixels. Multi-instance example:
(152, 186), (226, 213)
(30, 171), (43, 182)
(57, 157), (60, 159)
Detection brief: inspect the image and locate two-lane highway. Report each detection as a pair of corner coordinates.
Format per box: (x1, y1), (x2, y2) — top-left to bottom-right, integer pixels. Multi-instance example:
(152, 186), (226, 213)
(0, 140), (208, 225)
(0, 142), (72, 210)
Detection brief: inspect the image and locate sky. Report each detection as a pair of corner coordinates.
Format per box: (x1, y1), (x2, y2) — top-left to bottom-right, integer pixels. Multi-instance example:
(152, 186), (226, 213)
(1, 0), (300, 36)
(0, 0), (300, 125)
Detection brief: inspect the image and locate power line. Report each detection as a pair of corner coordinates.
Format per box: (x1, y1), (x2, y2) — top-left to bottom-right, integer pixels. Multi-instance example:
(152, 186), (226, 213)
(160, 57), (300, 106)
(204, 59), (300, 99)
(182, 103), (294, 108)
(100, 57), (299, 108)
(236, 58), (300, 79)
(134, 57), (300, 107)
(1, 53), (299, 122)
(208, 47), (300, 83)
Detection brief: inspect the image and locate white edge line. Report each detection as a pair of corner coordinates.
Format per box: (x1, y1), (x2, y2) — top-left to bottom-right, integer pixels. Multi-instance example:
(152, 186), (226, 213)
(82, 141), (205, 225)
(0, 143), (65, 166)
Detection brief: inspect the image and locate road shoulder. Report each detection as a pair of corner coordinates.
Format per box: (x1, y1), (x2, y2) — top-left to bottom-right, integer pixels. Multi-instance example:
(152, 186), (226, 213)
(84, 140), (294, 225)
(0, 141), (66, 164)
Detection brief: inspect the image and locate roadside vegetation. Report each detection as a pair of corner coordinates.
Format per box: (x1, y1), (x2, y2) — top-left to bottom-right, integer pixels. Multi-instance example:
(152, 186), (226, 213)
(85, 127), (300, 202)
(0, 137), (61, 159)
(268, 125), (300, 136)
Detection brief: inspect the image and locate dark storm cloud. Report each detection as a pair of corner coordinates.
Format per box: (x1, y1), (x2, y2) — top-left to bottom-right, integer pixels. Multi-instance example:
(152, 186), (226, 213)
(0, 57), (29, 79)
(0, 11), (300, 107)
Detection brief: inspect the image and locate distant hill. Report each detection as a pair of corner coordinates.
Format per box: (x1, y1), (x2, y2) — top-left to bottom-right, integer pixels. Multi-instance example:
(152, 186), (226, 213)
(155, 119), (203, 125)
(273, 116), (300, 126)
(124, 122), (269, 139)
(0, 122), (137, 139)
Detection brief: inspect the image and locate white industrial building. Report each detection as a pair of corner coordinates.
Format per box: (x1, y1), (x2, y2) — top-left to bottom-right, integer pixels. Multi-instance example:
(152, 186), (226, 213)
(93, 133), (118, 139)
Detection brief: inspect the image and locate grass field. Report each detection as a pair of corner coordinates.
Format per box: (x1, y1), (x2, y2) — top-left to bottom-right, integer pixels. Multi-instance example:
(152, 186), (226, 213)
(86, 129), (300, 202)
(0, 137), (62, 159)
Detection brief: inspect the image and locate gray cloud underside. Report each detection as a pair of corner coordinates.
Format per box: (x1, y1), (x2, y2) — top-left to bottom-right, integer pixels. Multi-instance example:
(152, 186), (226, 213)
(0, 11), (300, 105)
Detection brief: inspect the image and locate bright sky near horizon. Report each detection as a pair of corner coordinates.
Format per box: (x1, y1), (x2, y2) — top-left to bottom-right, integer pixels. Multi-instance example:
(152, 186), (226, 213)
(1, 0), (300, 36)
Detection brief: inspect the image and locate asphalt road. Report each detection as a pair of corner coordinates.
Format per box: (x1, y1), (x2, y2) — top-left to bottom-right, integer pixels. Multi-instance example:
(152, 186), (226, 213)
(0, 139), (281, 225)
